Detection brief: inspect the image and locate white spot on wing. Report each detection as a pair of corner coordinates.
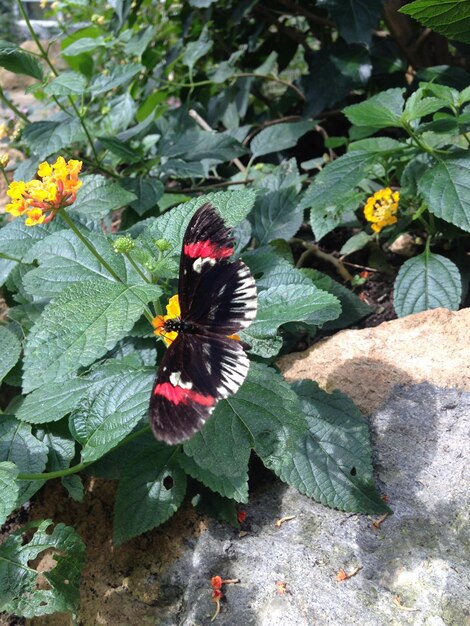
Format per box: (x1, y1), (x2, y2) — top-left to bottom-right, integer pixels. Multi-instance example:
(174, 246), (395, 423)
(170, 371), (193, 389)
(193, 257), (216, 273)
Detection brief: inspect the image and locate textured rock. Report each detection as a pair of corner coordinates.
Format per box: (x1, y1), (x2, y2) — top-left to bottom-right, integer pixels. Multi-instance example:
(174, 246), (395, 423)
(278, 307), (470, 414)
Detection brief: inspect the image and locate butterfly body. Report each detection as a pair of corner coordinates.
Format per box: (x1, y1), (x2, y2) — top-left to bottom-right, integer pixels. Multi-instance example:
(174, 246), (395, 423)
(149, 203), (257, 445)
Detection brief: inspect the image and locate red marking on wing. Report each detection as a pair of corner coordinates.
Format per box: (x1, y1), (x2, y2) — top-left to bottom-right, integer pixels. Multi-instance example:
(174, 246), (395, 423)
(184, 240), (233, 259)
(153, 382), (215, 407)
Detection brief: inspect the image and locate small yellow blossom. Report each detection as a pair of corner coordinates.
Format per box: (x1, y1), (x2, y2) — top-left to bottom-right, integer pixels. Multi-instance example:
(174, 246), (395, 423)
(5, 156), (82, 226)
(364, 187), (399, 233)
(152, 295), (181, 346)
(0, 123), (8, 140)
(0, 154), (9, 168)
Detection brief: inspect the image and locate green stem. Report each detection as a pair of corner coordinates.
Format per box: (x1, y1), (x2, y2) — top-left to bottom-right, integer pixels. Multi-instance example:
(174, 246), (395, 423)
(18, 426), (152, 481)
(124, 251), (151, 283)
(0, 251), (22, 263)
(0, 166), (9, 186)
(0, 86), (29, 123)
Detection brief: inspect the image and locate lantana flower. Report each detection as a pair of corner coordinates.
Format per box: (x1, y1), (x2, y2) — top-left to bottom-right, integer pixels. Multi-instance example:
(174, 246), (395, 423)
(364, 187), (400, 233)
(5, 156), (82, 226)
(152, 295), (181, 346)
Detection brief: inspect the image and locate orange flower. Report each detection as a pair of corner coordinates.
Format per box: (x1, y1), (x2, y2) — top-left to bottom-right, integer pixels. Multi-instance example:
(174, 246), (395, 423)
(211, 576), (223, 590)
(237, 510), (247, 524)
(5, 156), (82, 226)
(152, 295), (181, 346)
(364, 187), (399, 233)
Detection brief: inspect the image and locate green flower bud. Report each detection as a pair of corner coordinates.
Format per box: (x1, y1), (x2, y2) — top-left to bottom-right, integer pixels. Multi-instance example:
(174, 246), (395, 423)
(113, 236), (135, 254)
(154, 239), (171, 252)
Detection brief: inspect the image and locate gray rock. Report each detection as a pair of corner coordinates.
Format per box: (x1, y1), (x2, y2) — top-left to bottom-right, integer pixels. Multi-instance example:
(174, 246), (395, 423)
(158, 383), (470, 626)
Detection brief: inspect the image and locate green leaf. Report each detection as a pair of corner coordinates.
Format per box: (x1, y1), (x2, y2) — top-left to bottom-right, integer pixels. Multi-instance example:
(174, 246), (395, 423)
(22, 118), (85, 161)
(340, 231), (373, 255)
(22, 280), (161, 393)
(44, 71), (87, 96)
(36, 421), (76, 472)
(0, 519), (85, 617)
(90, 63), (143, 95)
(122, 177), (164, 215)
(0, 40), (44, 79)
(247, 283), (341, 338)
(318, 0), (385, 44)
(309, 190), (364, 241)
(159, 128), (247, 163)
(191, 488), (238, 526)
(0, 219), (61, 261)
(15, 379), (93, 424)
(0, 416), (48, 504)
(419, 155), (470, 232)
(250, 187), (302, 245)
(72, 175), (137, 219)
(250, 121), (314, 159)
(393, 252), (462, 317)
(113, 445), (187, 544)
(0, 326), (21, 383)
(179, 452), (249, 503)
(343, 88), (405, 128)
(61, 475), (84, 502)
(286, 380), (390, 513)
(8, 303), (45, 334)
(71, 369), (154, 463)
(23, 229), (133, 297)
(182, 24), (213, 72)
(402, 90), (446, 121)
(400, 0), (470, 45)
(348, 137), (407, 153)
(0, 462), (19, 526)
(299, 152), (376, 213)
(62, 36), (107, 56)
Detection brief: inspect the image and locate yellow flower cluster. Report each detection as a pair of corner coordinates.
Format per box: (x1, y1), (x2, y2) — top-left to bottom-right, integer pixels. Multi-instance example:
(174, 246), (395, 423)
(364, 187), (400, 233)
(6, 156), (82, 226)
(152, 294), (181, 346)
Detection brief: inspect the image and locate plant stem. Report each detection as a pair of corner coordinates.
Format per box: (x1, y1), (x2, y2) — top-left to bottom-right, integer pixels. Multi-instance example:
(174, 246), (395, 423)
(17, 426), (152, 481)
(0, 86), (29, 123)
(124, 251), (151, 283)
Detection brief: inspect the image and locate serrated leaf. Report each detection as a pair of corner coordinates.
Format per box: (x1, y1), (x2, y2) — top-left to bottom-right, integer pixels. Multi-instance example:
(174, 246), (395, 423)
(247, 283), (341, 338)
(403, 90), (446, 121)
(340, 231), (373, 255)
(0, 462), (19, 526)
(22, 118), (85, 161)
(181, 406), (251, 503)
(393, 252), (461, 317)
(22, 280), (161, 392)
(250, 187), (302, 245)
(0, 258), (17, 287)
(113, 445), (186, 544)
(72, 175), (137, 218)
(0, 519), (85, 617)
(286, 380), (389, 513)
(348, 137), (406, 153)
(0, 40), (44, 79)
(71, 369), (154, 462)
(310, 191), (364, 241)
(0, 219), (62, 261)
(61, 475), (84, 502)
(90, 63), (143, 95)
(122, 177), (164, 215)
(98, 136), (141, 163)
(44, 71), (87, 96)
(419, 155), (470, 232)
(318, 0), (384, 44)
(62, 36), (107, 56)
(159, 128), (247, 163)
(36, 421), (76, 472)
(23, 229), (132, 297)
(7, 303), (45, 334)
(400, 0), (470, 45)
(250, 121), (314, 159)
(299, 152), (376, 213)
(0, 326), (21, 383)
(182, 24), (213, 72)
(343, 88), (405, 128)
(0, 416), (48, 504)
(16, 379), (93, 424)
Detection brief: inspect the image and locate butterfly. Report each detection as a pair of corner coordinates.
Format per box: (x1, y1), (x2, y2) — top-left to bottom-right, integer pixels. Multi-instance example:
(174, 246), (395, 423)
(149, 203), (258, 445)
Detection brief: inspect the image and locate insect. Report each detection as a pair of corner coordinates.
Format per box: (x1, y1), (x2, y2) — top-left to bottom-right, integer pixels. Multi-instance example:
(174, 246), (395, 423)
(149, 203), (258, 445)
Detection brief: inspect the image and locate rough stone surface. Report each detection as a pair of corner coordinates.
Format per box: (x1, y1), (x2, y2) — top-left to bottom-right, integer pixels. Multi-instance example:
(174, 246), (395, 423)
(278, 307), (470, 414)
(25, 308), (470, 625)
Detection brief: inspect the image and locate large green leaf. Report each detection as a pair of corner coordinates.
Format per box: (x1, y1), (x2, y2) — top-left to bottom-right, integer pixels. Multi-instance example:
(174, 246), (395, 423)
(44, 71), (87, 96)
(36, 421), (77, 472)
(310, 190), (364, 241)
(0, 462), (19, 526)
(0, 40), (44, 79)
(15, 379), (93, 424)
(250, 121), (314, 159)
(90, 63), (143, 95)
(23, 229), (135, 297)
(72, 175), (137, 219)
(400, 0), (470, 45)
(343, 88), (405, 128)
(158, 128), (247, 163)
(419, 155), (470, 232)
(393, 252), (462, 317)
(246, 283), (341, 338)
(0, 219), (62, 261)
(113, 444), (187, 544)
(0, 417), (48, 504)
(285, 380), (389, 513)
(22, 280), (161, 392)
(122, 177), (164, 215)
(250, 187), (303, 245)
(0, 520), (85, 617)
(70, 369), (154, 462)
(318, 0), (385, 44)
(22, 119), (85, 161)
(0, 326), (21, 383)
(182, 24), (213, 72)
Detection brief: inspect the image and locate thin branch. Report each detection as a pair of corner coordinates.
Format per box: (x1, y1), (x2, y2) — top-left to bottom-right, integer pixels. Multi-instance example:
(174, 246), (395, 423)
(292, 238), (354, 282)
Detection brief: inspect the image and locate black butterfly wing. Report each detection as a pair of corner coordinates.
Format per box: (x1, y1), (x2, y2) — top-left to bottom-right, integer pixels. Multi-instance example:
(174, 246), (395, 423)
(179, 203), (257, 334)
(150, 332), (250, 445)
(178, 203), (235, 319)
